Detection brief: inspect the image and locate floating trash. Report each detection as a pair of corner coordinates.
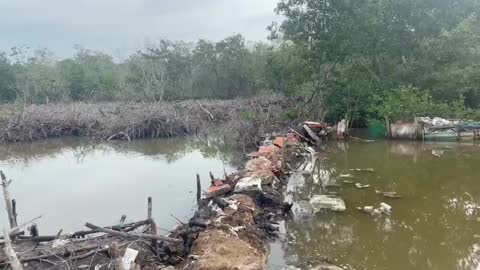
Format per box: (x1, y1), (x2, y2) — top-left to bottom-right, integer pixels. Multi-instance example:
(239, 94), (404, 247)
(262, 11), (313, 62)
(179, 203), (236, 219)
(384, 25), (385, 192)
(350, 168), (375, 172)
(376, 189), (402, 198)
(357, 202), (392, 216)
(309, 195), (346, 212)
(432, 149), (445, 158)
(355, 183), (370, 189)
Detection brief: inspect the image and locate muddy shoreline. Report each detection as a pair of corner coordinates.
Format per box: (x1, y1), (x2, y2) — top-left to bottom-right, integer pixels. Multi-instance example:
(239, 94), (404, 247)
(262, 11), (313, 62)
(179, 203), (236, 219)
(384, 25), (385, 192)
(0, 96), (295, 147)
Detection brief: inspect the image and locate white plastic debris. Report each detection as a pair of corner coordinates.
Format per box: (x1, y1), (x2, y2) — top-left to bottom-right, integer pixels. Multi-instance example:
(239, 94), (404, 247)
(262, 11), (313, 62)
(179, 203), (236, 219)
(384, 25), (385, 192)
(234, 177), (262, 193)
(312, 173), (320, 184)
(232, 226), (245, 232)
(52, 239), (69, 248)
(122, 248), (139, 270)
(357, 206), (381, 215)
(309, 195), (346, 212)
(339, 174), (354, 178)
(227, 199), (239, 211)
(350, 168), (375, 172)
(302, 160), (315, 174)
(355, 183), (370, 189)
(432, 149), (444, 157)
(379, 202), (392, 215)
(210, 204), (225, 216)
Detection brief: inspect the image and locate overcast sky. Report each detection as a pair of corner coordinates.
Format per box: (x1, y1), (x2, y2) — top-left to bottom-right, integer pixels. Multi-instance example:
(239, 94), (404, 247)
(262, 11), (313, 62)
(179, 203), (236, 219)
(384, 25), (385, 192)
(0, 0), (280, 59)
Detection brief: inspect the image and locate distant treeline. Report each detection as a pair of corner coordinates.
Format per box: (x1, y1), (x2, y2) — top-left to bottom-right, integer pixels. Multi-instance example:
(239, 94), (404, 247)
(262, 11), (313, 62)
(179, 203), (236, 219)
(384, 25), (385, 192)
(1, 0), (480, 123)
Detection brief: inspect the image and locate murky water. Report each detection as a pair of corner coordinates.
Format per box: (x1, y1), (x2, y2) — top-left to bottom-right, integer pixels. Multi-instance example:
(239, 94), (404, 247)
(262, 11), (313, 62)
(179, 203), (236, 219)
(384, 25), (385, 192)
(1, 137), (479, 269)
(0, 137), (239, 235)
(275, 140), (480, 270)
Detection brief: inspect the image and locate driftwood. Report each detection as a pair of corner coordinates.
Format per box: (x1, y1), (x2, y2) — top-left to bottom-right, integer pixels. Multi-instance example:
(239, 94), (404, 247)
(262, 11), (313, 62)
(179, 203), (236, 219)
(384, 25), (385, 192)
(147, 197), (152, 220)
(196, 174), (202, 207)
(12, 199), (18, 226)
(10, 215), (42, 236)
(70, 219), (151, 238)
(12, 243), (107, 263)
(289, 127), (316, 145)
(84, 223), (181, 243)
(1, 171), (17, 229)
(2, 229), (23, 270)
(197, 101), (215, 121)
(303, 124), (321, 145)
(0, 231), (24, 240)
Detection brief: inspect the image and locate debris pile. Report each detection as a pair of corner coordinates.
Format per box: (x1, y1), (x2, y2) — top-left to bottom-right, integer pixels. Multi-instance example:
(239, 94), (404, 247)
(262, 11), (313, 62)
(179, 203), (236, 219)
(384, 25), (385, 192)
(300, 121), (332, 144)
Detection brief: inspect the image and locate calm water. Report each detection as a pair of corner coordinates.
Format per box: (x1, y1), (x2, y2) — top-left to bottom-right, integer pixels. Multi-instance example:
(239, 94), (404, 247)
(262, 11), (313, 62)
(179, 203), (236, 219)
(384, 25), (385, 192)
(273, 140), (480, 270)
(1, 138), (479, 270)
(0, 137), (239, 234)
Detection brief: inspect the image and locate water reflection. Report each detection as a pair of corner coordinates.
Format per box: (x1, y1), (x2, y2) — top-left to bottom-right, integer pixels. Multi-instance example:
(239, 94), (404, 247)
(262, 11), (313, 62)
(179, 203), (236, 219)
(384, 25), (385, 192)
(0, 137), (242, 235)
(280, 140), (480, 270)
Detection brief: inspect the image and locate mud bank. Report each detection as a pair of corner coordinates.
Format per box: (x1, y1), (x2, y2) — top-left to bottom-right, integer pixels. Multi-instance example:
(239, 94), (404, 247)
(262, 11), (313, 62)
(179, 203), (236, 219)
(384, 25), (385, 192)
(0, 95), (294, 146)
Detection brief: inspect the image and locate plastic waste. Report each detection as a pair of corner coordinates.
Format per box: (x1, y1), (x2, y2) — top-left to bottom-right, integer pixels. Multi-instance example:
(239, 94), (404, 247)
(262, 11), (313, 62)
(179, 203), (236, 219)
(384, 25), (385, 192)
(234, 177), (262, 193)
(309, 195), (346, 212)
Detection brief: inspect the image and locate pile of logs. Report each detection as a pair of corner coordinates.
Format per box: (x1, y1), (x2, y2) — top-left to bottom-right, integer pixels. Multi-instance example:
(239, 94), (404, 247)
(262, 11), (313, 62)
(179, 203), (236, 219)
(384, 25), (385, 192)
(0, 170), (181, 270)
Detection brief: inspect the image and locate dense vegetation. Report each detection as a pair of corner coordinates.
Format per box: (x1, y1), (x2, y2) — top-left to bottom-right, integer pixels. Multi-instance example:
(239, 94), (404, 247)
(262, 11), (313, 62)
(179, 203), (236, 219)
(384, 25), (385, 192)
(1, 0), (479, 124)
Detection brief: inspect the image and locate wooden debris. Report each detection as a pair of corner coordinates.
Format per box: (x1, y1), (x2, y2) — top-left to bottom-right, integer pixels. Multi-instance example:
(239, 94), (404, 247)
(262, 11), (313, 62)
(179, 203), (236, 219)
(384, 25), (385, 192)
(197, 101), (215, 121)
(289, 128), (316, 145)
(303, 124), (321, 145)
(1, 171), (17, 229)
(2, 229), (23, 270)
(196, 174), (202, 206)
(84, 222), (181, 243)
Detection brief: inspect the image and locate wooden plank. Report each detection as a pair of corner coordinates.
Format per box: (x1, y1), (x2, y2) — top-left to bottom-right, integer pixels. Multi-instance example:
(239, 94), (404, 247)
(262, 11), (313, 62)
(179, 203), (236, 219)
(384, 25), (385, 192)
(303, 124), (321, 145)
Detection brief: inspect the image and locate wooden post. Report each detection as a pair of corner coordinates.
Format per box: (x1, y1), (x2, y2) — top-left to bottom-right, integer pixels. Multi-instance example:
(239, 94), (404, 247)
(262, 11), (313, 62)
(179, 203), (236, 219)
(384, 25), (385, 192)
(3, 229), (23, 270)
(12, 199), (18, 227)
(147, 197), (157, 249)
(196, 174), (202, 207)
(1, 171), (17, 229)
(150, 219), (158, 249)
(209, 171), (215, 185)
(147, 197), (152, 220)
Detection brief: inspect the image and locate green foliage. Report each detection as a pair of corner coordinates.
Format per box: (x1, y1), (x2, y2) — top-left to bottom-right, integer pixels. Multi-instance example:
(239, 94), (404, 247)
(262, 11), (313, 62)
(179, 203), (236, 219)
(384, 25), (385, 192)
(1, 0), (480, 126)
(376, 85), (435, 121)
(274, 0), (480, 123)
(376, 85), (478, 121)
(0, 53), (16, 102)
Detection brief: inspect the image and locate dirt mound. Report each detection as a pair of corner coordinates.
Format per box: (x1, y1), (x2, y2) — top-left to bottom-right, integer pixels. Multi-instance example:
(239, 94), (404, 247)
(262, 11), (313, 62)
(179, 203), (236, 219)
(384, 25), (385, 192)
(191, 229), (267, 270)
